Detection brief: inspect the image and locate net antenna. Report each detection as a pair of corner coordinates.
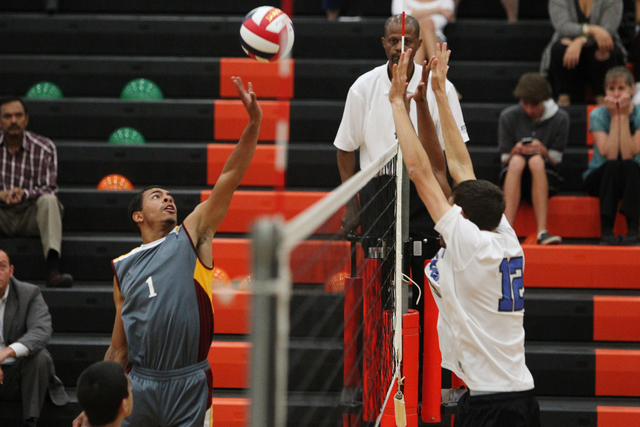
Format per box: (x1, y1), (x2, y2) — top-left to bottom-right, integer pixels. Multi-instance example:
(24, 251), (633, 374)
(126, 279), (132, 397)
(388, 7), (409, 427)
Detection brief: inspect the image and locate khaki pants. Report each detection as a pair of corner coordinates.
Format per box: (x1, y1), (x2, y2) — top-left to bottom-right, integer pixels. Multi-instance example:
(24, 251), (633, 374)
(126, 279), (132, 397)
(0, 194), (64, 258)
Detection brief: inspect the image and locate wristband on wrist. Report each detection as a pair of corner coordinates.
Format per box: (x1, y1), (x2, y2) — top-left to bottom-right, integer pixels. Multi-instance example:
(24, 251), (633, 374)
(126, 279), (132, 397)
(582, 23), (590, 38)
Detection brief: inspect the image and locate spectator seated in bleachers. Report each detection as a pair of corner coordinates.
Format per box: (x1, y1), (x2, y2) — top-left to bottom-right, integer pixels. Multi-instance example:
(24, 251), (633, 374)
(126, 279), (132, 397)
(391, 0), (455, 65)
(541, 0), (627, 107)
(0, 248), (68, 427)
(584, 66), (640, 245)
(498, 72), (569, 245)
(76, 362), (132, 427)
(0, 97), (73, 288)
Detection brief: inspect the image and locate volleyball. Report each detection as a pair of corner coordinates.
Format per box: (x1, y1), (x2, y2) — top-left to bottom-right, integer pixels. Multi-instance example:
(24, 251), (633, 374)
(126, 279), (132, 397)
(240, 6), (294, 62)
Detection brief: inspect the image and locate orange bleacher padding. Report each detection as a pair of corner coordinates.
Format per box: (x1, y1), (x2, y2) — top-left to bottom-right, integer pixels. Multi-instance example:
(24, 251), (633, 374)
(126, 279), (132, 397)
(595, 349), (640, 396)
(220, 58), (294, 99)
(214, 100), (290, 141)
(523, 245), (640, 289)
(597, 406), (640, 427)
(212, 238), (251, 278)
(208, 342), (250, 389)
(586, 104), (598, 146)
(593, 296), (640, 342)
(588, 148), (593, 163)
(213, 290), (250, 335)
(207, 144), (276, 186)
(211, 398), (249, 427)
(212, 238), (351, 284)
(201, 190), (341, 234)
(513, 196), (631, 239)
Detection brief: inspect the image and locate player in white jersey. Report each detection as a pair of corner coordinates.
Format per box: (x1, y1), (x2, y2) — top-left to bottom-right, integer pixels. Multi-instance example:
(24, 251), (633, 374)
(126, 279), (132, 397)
(389, 45), (540, 426)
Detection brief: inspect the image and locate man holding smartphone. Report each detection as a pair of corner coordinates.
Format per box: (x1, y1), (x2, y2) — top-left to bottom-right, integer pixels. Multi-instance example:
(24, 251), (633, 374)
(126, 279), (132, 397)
(498, 72), (569, 245)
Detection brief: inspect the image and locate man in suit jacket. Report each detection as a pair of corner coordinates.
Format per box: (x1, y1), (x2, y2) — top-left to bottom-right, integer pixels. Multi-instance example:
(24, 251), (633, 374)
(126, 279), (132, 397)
(0, 248), (68, 427)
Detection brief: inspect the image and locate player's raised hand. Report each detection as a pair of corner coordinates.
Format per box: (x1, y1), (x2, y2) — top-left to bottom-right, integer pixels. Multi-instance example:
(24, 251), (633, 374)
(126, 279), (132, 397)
(430, 43), (450, 96)
(409, 60), (431, 105)
(232, 76), (263, 121)
(389, 49), (412, 110)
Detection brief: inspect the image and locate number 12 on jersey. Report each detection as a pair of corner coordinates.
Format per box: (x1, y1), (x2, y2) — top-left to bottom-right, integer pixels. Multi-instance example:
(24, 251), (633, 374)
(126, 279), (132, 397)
(498, 257), (524, 312)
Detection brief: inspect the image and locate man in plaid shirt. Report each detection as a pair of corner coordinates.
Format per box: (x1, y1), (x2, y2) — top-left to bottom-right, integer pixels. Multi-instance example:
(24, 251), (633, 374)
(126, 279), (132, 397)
(0, 97), (72, 288)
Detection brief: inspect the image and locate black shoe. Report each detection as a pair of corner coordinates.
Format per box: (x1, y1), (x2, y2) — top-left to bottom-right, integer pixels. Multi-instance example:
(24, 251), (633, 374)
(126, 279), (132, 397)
(47, 271), (73, 288)
(621, 235), (640, 246)
(537, 232), (562, 245)
(599, 234), (620, 246)
(24, 418), (37, 427)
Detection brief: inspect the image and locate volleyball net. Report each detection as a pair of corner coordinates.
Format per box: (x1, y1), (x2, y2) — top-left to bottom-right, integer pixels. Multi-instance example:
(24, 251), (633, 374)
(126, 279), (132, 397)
(250, 142), (421, 427)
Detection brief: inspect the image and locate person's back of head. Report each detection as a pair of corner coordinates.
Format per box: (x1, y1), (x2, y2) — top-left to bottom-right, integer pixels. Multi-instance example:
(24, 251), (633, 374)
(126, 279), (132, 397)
(77, 361), (132, 427)
(452, 180), (505, 232)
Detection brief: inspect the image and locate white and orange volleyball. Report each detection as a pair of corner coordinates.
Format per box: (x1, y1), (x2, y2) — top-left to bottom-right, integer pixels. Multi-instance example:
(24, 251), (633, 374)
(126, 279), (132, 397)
(240, 6), (294, 62)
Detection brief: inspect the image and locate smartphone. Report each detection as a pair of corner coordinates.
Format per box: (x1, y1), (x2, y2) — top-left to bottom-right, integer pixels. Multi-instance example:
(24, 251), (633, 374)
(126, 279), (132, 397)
(521, 137), (534, 144)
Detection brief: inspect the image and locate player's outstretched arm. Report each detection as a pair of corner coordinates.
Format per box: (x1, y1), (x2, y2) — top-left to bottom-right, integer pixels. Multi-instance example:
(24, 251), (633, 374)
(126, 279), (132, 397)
(431, 43), (475, 183)
(184, 77), (262, 263)
(105, 277), (129, 368)
(410, 59), (451, 198)
(390, 50), (452, 223)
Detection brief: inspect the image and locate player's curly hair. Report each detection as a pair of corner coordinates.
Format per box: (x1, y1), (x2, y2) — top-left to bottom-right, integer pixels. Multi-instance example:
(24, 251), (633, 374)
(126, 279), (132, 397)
(452, 180), (505, 231)
(128, 185), (165, 234)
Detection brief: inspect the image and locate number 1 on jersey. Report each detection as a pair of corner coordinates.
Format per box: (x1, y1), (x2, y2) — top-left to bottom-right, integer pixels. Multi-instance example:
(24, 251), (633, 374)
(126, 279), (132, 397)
(498, 257), (523, 312)
(146, 276), (157, 298)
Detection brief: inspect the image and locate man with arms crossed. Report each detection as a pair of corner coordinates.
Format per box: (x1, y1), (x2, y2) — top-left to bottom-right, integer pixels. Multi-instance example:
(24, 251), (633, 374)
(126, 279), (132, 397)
(73, 77), (262, 427)
(389, 45), (539, 426)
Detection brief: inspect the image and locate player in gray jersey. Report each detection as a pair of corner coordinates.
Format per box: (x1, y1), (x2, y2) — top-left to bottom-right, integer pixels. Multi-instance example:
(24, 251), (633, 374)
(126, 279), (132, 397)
(73, 77), (262, 427)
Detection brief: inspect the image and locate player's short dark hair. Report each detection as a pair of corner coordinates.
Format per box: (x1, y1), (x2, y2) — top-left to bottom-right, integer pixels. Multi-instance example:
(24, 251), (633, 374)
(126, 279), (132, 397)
(0, 96), (28, 114)
(128, 185), (165, 234)
(77, 361), (129, 426)
(452, 180), (505, 231)
(513, 72), (551, 104)
(385, 14), (420, 39)
(604, 66), (634, 87)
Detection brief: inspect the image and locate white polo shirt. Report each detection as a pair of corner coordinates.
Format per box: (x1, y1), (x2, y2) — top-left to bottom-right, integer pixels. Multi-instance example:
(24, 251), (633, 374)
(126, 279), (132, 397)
(426, 205), (535, 393)
(333, 62), (469, 174)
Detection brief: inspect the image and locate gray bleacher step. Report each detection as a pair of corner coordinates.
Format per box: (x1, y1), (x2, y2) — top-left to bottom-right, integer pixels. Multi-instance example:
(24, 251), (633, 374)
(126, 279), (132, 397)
(525, 288), (640, 342)
(47, 333), (343, 392)
(1, 54), (543, 103)
(43, 285), (345, 339)
(538, 396), (640, 427)
(444, 19), (554, 61)
(56, 142), (342, 190)
(0, 14), (555, 61)
(23, 98), (588, 146)
(0, 14), (386, 59)
(0, 0), (391, 17)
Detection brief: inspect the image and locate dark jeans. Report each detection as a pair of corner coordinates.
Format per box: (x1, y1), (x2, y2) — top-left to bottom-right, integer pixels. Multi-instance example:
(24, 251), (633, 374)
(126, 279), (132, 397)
(549, 40), (625, 101)
(584, 159), (640, 236)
